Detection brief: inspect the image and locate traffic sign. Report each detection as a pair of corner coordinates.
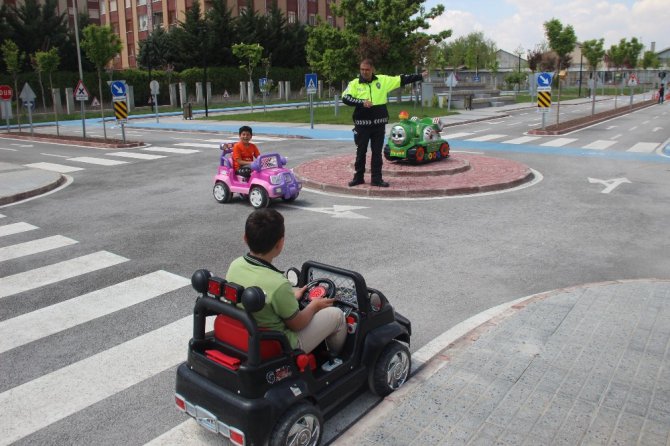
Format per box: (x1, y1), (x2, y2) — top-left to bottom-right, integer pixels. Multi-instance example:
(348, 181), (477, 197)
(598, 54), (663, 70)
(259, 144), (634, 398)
(114, 100), (128, 122)
(537, 90), (551, 112)
(259, 77), (268, 92)
(0, 85), (12, 101)
(537, 72), (553, 90)
(110, 80), (127, 97)
(150, 80), (159, 95)
(445, 73), (458, 87)
(74, 80), (89, 101)
(20, 82), (37, 103)
(627, 73), (638, 87)
(305, 73), (317, 94)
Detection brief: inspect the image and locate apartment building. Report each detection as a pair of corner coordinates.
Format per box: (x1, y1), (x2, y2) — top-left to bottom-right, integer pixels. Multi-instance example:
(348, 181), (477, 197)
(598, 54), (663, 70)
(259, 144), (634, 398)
(97, 0), (343, 69)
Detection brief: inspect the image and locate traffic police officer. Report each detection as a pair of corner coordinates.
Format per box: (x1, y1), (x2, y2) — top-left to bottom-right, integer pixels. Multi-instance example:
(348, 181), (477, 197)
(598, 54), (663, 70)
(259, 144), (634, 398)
(342, 59), (427, 187)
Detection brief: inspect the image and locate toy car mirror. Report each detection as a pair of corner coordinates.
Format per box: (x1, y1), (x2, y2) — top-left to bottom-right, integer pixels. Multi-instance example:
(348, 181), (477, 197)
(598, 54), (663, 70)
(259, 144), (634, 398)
(241, 286), (266, 312)
(285, 267), (300, 287)
(279, 156), (287, 166)
(191, 269), (212, 294)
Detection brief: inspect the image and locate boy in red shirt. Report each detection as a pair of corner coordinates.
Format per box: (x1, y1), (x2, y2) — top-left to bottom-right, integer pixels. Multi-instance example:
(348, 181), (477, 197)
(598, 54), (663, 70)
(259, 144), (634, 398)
(232, 125), (260, 181)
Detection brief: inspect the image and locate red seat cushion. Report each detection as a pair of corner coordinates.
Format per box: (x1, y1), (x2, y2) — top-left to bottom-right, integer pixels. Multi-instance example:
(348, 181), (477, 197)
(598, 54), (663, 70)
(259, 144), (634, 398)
(213, 314), (283, 360)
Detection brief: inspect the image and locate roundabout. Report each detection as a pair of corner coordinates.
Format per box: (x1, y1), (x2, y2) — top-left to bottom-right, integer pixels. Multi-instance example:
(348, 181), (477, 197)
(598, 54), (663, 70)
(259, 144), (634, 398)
(294, 153), (537, 198)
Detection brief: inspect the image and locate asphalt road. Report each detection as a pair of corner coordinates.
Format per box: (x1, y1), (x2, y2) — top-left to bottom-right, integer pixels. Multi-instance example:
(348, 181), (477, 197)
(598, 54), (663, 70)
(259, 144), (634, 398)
(1, 105), (669, 445)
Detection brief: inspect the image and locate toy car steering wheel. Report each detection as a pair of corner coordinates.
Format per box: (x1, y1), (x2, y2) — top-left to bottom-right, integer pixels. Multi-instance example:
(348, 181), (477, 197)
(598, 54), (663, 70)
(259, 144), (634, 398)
(302, 279), (336, 304)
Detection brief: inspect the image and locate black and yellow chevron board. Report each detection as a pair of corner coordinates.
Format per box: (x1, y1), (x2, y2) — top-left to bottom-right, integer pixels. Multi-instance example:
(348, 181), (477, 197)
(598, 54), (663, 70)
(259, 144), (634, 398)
(114, 100), (128, 121)
(537, 91), (551, 108)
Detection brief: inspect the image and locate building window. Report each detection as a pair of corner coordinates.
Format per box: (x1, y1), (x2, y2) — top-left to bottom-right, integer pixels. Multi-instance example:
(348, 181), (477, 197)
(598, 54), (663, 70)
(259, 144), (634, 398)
(137, 0), (146, 5)
(327, 15), (333, 26)
(100, 0), (106, 14)
(288, 11), (296, 24)
(308, 13), (315, 25)
(126, 0), (131, 7)
(153, 11), (163, 28)
(110, 0), (117, 11)
(139, 14), (148, 31)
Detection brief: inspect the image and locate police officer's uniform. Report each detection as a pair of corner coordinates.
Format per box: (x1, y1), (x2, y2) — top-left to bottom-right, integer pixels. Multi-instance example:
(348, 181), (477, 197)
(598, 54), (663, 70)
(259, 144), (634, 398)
(342, 72), (423, 186)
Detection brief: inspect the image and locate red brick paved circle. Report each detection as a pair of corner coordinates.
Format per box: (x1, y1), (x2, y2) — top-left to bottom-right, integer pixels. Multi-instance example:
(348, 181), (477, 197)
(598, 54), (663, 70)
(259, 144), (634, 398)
(294, 153), (535, 198)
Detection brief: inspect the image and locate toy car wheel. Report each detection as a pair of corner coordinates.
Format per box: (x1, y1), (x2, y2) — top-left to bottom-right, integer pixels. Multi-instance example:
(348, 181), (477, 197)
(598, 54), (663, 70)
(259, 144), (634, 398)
(213, 181), (232, 203)
(249, 186), (270, 209)
(370, 340), (411, 396)
(440, 142), (450, 158)
(270, 402), (323, 446)
(415, 146), (425, 163)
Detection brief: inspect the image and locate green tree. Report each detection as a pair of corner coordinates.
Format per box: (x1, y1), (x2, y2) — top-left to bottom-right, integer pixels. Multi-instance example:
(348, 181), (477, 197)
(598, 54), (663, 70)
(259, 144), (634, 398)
(606, 38), (642, 106)
(581, 38), (605, 115)
(80, 24), (122, 139)
(641, 50), (660, 69)
(233, 42), (262, 108)
(1, 39), (24, 130)
(544, 18), (577, 125)
(306, 22), (358, 91)
(33, 47), (60, 123)
(206, 0), (236, 66)
(441, 32), (496, 73)
(331, 0), (449, 72)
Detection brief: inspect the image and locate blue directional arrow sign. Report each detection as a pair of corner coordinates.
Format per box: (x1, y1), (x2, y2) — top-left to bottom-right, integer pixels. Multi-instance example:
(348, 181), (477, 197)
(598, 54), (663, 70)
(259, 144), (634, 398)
(537, 72), (553, 89)
(110, 80), (127, 97)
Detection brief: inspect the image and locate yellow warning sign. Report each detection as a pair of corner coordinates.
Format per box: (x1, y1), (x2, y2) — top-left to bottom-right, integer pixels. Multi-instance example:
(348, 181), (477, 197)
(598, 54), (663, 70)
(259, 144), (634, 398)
(114, 100), (128, 122)
(537, 91), (551, 109)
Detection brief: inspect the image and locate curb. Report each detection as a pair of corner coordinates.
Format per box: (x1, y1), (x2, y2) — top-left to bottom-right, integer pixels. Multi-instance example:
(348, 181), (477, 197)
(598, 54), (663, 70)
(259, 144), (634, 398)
(0, 132), (145, 149)
(0, 173), (66, 206)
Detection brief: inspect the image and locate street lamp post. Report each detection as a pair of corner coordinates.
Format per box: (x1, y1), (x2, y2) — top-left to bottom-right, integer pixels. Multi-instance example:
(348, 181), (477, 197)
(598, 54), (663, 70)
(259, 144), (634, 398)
(578, 52), (584, 97)
(71, 0), (86, 138)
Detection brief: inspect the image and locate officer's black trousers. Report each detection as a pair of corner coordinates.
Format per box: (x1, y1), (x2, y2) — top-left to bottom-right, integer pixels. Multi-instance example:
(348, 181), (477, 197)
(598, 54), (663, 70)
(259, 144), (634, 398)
(352, 124), (386, 182)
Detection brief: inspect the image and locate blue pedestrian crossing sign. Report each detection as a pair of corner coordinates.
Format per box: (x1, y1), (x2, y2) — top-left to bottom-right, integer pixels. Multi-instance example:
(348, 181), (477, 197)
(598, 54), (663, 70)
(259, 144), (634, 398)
(305, 73), (318, 94)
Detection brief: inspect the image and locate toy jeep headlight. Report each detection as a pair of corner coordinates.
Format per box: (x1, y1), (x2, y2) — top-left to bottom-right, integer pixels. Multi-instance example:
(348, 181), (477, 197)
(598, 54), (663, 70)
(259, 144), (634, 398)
(390, 125), (407, 145)
(270, 174), (283, 185)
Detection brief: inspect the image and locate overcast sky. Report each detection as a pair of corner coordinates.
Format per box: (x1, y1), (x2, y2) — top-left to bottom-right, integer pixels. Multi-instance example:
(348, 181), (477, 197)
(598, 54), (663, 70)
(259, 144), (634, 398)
(424, 0), (668, 54)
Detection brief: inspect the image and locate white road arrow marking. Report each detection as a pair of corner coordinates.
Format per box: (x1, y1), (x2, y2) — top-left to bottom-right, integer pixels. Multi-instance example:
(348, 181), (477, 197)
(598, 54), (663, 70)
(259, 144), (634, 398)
(587, 177), (631, 194)
(284, 204), (369, 219)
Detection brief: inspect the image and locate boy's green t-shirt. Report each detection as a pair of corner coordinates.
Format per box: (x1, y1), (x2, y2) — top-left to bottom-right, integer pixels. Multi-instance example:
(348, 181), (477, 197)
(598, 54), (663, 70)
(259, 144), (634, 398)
(225, 255), (299, 348)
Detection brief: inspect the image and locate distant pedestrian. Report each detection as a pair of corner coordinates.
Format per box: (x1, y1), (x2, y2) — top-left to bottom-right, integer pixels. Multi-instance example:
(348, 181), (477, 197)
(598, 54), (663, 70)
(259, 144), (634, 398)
(659, 84), (665, 104)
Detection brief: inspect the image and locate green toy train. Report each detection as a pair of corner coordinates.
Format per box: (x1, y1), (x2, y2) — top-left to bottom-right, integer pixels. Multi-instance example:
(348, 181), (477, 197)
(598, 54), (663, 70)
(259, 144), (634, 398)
(383, 111), (450, 164)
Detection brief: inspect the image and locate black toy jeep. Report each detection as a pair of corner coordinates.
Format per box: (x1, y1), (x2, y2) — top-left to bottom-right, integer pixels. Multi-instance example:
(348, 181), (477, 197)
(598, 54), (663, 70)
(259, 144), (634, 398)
(175, 260), (411, 446)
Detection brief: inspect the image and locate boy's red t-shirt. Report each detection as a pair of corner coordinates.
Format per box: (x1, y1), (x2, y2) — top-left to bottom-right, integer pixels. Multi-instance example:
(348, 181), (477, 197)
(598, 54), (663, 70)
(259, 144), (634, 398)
(232, 142), (260, 171)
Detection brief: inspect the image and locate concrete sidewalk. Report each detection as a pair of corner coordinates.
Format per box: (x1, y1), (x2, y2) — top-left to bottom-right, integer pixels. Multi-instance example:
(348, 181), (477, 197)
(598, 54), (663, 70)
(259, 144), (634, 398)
(334, 279), (670, 446)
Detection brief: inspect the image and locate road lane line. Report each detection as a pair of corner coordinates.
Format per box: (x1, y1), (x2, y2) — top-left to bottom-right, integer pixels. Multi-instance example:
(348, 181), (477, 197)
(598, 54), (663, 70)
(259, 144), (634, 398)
(0, 222), (38, 237)
(108, 152), (167, 160)
(0, 235), (77, 262)
(626, 142), (659, 153)
(174, 142), (219, 149)
(443, 132), (474, 139)
(466, 134), (507, 142)
(67, 157), (128, 166)
(502, 136), (542, 145)
(0, 270), (189, 354)
(541, 138), (577, 147)
(0, 251), (128, 299)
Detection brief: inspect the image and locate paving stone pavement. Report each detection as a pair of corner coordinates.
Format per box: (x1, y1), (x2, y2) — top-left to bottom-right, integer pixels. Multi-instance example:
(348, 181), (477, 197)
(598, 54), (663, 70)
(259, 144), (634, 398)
(334, 280), (670, 446)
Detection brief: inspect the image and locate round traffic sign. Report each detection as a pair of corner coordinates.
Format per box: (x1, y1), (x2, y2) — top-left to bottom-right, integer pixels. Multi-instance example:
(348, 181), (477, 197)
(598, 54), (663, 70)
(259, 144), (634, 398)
(0, 85), (12, 101)
(149, 80), (159, 95)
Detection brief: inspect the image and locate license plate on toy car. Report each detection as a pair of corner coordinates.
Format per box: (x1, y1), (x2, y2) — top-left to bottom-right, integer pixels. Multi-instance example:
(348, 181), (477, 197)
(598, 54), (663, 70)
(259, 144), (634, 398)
(195, 406), (221, 434)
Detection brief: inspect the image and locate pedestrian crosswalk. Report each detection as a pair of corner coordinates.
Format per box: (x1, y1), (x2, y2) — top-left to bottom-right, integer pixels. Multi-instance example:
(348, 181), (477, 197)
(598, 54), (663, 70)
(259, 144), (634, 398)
(0, 215), (194, 445)
(443, 131), (662, 153)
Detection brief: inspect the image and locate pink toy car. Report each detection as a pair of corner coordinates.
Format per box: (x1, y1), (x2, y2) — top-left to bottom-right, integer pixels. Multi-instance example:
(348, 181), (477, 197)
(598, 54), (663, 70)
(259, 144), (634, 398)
(213, 143), (302, 209)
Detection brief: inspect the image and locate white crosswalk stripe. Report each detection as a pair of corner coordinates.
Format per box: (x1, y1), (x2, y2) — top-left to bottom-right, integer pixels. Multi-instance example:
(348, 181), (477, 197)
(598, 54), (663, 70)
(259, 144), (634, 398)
(540, 138), (577, 147)
(466, 134), (507, 142)
(25, 162), (84, 173)
(626, 142), (658, 153)
(442, 132), (474, 139)
(0, 270), (189, 354)
(108, 151), (167, 160)
(67, 156), (129, 166)
(174, 142), (219, 149)
(0, 221), (38, 237)
(502, 136), (542, 144)
(583, 140), (617, 150)
(204, 136), (286, 143)
(0, 235), (77, 262)
(0, 251), (128, 299)
(0, 316), (192, 445)
(143, 146), (200, 154)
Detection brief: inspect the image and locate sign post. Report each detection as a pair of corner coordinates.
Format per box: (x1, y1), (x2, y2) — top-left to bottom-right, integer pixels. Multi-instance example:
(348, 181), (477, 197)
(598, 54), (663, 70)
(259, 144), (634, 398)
(536, 72), (553, 130)
(305, 73), (317, 129)
(19, 83), (37, 135)
(110, 81), (127, 142)
(150, 80), (160, 123)
(0, 85), (12, 132)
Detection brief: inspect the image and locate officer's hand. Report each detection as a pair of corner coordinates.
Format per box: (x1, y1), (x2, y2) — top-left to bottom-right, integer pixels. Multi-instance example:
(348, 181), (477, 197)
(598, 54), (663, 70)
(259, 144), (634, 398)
(363, 100), (373, 108)
(421, 70), (429, 79)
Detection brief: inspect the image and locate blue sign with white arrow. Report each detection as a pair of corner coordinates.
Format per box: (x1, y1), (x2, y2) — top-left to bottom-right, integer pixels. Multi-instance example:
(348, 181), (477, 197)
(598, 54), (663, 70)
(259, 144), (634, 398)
(110, 80), (127, 97)
(537, 72), (553, 88)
